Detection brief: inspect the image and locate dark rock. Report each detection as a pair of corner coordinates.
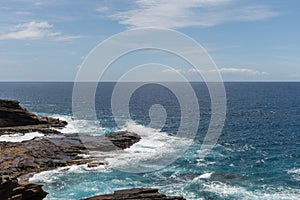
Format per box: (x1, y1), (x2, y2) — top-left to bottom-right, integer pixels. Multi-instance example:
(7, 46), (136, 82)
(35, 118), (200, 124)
(0, 99), (67, 135)
(0, 176), (47, 200)
(105, 131), (141, 149)
(87, 160), (108, 168)
(0, 131), (141, 199)
(0, 99), (143, 200)
(81, 132), (141, 151)
(83, 188), (185, 200)
(0, 131), (141, 177)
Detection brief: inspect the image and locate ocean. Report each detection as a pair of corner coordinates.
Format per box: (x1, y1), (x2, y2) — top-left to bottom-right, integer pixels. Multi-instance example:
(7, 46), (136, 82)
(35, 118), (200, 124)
(0, 82), (299, 200)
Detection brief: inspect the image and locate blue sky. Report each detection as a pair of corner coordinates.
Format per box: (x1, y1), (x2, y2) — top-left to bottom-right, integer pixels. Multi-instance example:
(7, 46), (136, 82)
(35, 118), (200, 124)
(0, 0), (299, 81)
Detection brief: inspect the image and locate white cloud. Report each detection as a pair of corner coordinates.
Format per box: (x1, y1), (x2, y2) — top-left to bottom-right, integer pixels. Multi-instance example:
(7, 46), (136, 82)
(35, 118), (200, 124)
(163, 67), (268, 76)
(0, 21), (84, 41)
(188, 67), (268, 75)
(109, 0), (279, 28)
(0, 21), (57, 40)
(53, 35), (86, 41)
(214, 68), (268, 75)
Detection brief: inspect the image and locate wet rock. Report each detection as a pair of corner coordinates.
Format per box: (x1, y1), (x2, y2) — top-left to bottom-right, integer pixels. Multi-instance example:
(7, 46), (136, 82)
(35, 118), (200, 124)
(83, 188), (185, 200)
(81, 132), (141, 151)
(105, 131), (141, 149)
(87, 160), (108, 168)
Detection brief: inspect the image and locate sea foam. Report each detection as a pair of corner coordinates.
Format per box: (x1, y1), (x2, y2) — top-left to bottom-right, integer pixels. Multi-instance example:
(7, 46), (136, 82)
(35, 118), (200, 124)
(0, 132), (44, 142)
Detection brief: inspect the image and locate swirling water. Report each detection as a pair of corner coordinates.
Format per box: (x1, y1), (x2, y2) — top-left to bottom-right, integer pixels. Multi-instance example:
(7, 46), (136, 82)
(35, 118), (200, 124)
(0, 82), (299, 200)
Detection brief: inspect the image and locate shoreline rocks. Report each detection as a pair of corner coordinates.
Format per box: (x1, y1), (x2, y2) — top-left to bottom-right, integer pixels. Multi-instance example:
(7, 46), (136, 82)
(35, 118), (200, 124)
(83, 188), (186, 200)
(0, 131), (141, 178)
(0, 99), (67, 136)
(0, 99), (143, 200)
(0, 99), (186, 200)
(0, 176), (47, 200)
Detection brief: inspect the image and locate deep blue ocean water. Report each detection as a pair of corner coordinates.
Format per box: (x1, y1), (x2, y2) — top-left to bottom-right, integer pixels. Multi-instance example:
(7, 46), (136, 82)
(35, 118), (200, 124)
(0, 82), (299, 200)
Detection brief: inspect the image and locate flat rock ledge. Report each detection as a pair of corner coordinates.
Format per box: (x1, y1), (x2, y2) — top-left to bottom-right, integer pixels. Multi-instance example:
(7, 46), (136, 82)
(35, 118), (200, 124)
(84, 188), (186, 200)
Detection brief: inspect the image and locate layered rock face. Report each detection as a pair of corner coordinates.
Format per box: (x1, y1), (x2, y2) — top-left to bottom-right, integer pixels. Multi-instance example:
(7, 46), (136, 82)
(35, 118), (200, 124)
(84, 188), (186, 200)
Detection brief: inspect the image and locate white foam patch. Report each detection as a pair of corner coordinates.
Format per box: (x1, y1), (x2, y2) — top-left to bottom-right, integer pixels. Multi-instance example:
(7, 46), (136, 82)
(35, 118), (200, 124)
(50, 115), (105, 134)
(287, 168), (300, 181)
(202, 182), (300, 200)
(29, 169), (61, 184)
(105, 121), (192, 172)
(29, 164), (110, 184)
(0, 132), (44, 142)
(287, 168), (300, 175)
(194, 172), (213, 180)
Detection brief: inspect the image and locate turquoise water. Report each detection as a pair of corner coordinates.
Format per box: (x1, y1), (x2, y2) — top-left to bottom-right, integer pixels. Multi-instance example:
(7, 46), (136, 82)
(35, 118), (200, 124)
(0, 82), (299, 199)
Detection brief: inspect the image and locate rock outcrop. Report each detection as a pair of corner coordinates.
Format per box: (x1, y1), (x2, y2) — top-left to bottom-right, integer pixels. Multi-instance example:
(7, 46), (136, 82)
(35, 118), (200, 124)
(0, 99), (67, 135)
(0, 176), (47, 200)
(84, 188), (186, 200)
(0, 99), (142, 200)
(0, 132), (141, 177)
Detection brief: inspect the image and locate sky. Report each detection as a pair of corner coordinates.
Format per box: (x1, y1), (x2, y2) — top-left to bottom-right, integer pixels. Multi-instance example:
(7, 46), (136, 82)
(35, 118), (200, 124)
(0, 0), (299, 81)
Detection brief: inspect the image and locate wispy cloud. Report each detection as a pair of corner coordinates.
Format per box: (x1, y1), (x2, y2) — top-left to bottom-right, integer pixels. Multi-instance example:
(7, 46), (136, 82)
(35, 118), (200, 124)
(210, 67), (268, 75)
(53, 35), (86, 41)
(106, 0), (280, 29)
(0, 21), (84, 41)
(164, 67), (268, 76)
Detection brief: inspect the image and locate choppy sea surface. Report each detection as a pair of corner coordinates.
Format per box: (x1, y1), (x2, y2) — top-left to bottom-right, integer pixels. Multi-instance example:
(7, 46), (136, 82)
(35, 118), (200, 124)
(0, 82), (299, 200)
